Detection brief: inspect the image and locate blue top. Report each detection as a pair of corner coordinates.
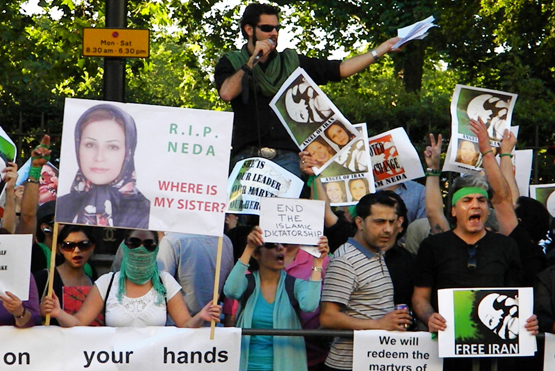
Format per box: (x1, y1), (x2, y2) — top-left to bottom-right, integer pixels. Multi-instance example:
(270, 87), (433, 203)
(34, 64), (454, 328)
(248, 295), (274, 370)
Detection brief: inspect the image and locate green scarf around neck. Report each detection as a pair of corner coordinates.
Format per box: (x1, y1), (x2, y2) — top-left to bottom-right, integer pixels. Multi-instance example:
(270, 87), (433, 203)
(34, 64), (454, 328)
(224, 44), (300, 97)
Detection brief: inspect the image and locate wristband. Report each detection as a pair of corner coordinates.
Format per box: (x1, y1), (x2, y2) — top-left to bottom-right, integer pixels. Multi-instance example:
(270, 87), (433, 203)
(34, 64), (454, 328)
(371, 49), (380, 62)
(15, 308), (27, 319)
(425, 168), (441, 175)
(312, 266), (323, 273)
(28, 166), (41, 180)
(26, 178), (40, 184)
(426, 172), (441, 177)
(499, 153), (513, 158)
(481, 150), (493, 157)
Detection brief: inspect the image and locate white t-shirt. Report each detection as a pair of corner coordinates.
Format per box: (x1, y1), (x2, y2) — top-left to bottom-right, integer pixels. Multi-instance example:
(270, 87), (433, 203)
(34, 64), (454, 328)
(95, 271), (182, 327)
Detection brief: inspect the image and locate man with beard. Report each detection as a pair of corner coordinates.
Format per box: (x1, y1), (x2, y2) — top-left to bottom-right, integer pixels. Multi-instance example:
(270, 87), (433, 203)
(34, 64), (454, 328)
(319, 191), (413, 371)
(215, 2), (403, 177)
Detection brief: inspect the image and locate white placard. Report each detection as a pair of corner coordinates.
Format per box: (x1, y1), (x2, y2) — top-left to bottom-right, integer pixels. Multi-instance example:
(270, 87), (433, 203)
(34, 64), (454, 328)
(0, 234), (33, 300)
(353, 330), (442, 371)
(226, 158), (304, 215)
(259, 197), (325, 246)
(56, 98), (233, 236)
(438, 287), (535, 357)
(0, 326), (241, 370)
(514, 149), (532, 198)
(368, 127), (425, 189)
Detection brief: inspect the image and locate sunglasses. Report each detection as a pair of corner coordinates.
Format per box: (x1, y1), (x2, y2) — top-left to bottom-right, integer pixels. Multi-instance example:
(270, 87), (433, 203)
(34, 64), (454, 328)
(60, 240), (93, 252)
(467, 244), (477, 271)
(126, 237), (157, 252)
(257, 24), (281, 32)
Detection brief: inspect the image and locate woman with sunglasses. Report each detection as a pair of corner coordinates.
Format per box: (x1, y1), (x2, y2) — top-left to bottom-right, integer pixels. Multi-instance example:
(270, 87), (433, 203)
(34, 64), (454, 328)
(35, 225), (98, 326)
(223, 226), (328, 371)
(42, 229), (221, 328)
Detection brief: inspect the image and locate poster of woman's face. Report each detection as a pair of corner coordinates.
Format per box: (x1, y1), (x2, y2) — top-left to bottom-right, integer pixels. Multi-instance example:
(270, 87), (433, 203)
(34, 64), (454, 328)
(348, 178), (370, 202)
(39, 163), (58, 205)
(305, 136), (337, 168)
(324, 181), (347, 203)
(455, 139), (480, 166)
(324, 121), (358, 150)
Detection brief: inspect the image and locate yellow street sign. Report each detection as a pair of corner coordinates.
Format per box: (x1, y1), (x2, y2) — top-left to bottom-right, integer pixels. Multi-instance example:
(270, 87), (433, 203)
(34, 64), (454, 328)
(83, 28), (149, 58)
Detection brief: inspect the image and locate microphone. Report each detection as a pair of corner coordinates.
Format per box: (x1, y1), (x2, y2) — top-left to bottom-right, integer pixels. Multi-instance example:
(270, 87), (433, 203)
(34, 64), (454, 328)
(253, 39), (275, 65)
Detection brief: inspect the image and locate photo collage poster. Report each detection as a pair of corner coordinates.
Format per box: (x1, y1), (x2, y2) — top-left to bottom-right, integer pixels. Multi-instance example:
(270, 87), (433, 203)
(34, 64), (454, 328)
(319, 124), (374, 206)
(443, 84), (518, 174)
(270, 67), (361, 175)
(438, 287), (535, 358)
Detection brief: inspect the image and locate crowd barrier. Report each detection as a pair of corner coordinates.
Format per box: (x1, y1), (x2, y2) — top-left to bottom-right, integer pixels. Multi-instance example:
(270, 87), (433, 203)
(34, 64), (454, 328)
(0, 327), (551, 371)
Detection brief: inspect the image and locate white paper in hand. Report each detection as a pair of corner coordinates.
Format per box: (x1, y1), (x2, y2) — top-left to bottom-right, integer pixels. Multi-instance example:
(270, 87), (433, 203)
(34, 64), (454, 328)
(393, 15), (437, 49)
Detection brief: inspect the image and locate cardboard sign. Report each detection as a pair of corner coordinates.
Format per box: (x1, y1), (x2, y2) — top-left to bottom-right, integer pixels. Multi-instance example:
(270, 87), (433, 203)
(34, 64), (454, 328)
(353, 330), (442, 371)
(0, 234), (33, 300)
(56, 98), (233, 236)
(259, 197), (325, 246)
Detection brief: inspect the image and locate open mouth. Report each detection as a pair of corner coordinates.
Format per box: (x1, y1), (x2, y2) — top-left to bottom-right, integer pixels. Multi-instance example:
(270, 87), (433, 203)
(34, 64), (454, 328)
(276, 254), (284, 263)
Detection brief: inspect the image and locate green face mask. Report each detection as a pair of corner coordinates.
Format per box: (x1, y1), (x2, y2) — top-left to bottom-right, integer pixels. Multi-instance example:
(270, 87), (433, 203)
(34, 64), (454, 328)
(117, 243), (166, 304)
(121, 243), (158, 284)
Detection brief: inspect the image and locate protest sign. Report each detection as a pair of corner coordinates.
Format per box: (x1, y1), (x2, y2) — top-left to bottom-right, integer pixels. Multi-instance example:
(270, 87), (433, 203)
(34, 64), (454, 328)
(270, 67), (361, 175)
(438, 287), (535, 357)
(227, 158), (304, 215)
(0, 326), (241, 370)
(259, 197), (324, 246)
(353, 330), (442, 371)
(320, 124), (374, 206)
(443, 85), (518, 174)
(368, 128), (424, 190)
(0, 234), (33, 300)
(530, 184), (555, 217)
(544, 333), (555, 370)
(0, 126), (16, 206)
(56, 98), (233, 236)
(514, 150), (532, 197)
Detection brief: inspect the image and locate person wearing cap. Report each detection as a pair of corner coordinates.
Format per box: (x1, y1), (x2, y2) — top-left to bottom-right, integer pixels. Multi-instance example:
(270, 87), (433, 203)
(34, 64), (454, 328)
(215, 2), (404, 177)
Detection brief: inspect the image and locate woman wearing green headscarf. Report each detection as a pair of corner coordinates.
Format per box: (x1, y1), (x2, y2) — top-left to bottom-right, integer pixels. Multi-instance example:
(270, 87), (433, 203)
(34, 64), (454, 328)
(42, 230), (221, 327)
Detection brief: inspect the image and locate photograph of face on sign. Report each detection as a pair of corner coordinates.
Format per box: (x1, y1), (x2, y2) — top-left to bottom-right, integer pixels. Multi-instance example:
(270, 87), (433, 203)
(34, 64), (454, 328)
(57, 98), (233, 236)
(438, 287), (535, 358)
(56, 103), (151, 229)
(271, 67), (361, 175)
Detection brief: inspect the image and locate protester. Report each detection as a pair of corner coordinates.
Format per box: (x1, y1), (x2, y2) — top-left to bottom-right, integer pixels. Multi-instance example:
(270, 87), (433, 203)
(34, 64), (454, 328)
(223, 226), (327, 371)
(0, 276), (41, 328)
(35, 225), (98, 326)
(320, 192), (413, 370)
(215, 2), (405, 177)
(42, 229), (221, 327)
(383, 180), (426, 225)
(56, 104), (150, 229)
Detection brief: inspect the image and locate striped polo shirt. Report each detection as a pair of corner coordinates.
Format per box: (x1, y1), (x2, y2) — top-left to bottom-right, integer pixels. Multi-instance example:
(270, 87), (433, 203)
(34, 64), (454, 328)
(322, 238), (395, 370)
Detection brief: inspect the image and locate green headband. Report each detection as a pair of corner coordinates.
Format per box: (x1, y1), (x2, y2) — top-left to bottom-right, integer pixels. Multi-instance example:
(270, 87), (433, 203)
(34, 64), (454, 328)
(452, 187), (488, 206)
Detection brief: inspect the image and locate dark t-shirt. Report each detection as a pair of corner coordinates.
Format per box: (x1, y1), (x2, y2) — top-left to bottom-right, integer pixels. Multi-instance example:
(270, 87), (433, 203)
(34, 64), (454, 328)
(414, 230), (522, 311)
(214, 51), (342, 156)
(508, 223), (546, 287)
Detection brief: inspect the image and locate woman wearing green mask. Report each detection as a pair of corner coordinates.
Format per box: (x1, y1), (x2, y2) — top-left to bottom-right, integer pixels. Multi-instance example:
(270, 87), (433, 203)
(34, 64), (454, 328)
(42, 230), (221, 327)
